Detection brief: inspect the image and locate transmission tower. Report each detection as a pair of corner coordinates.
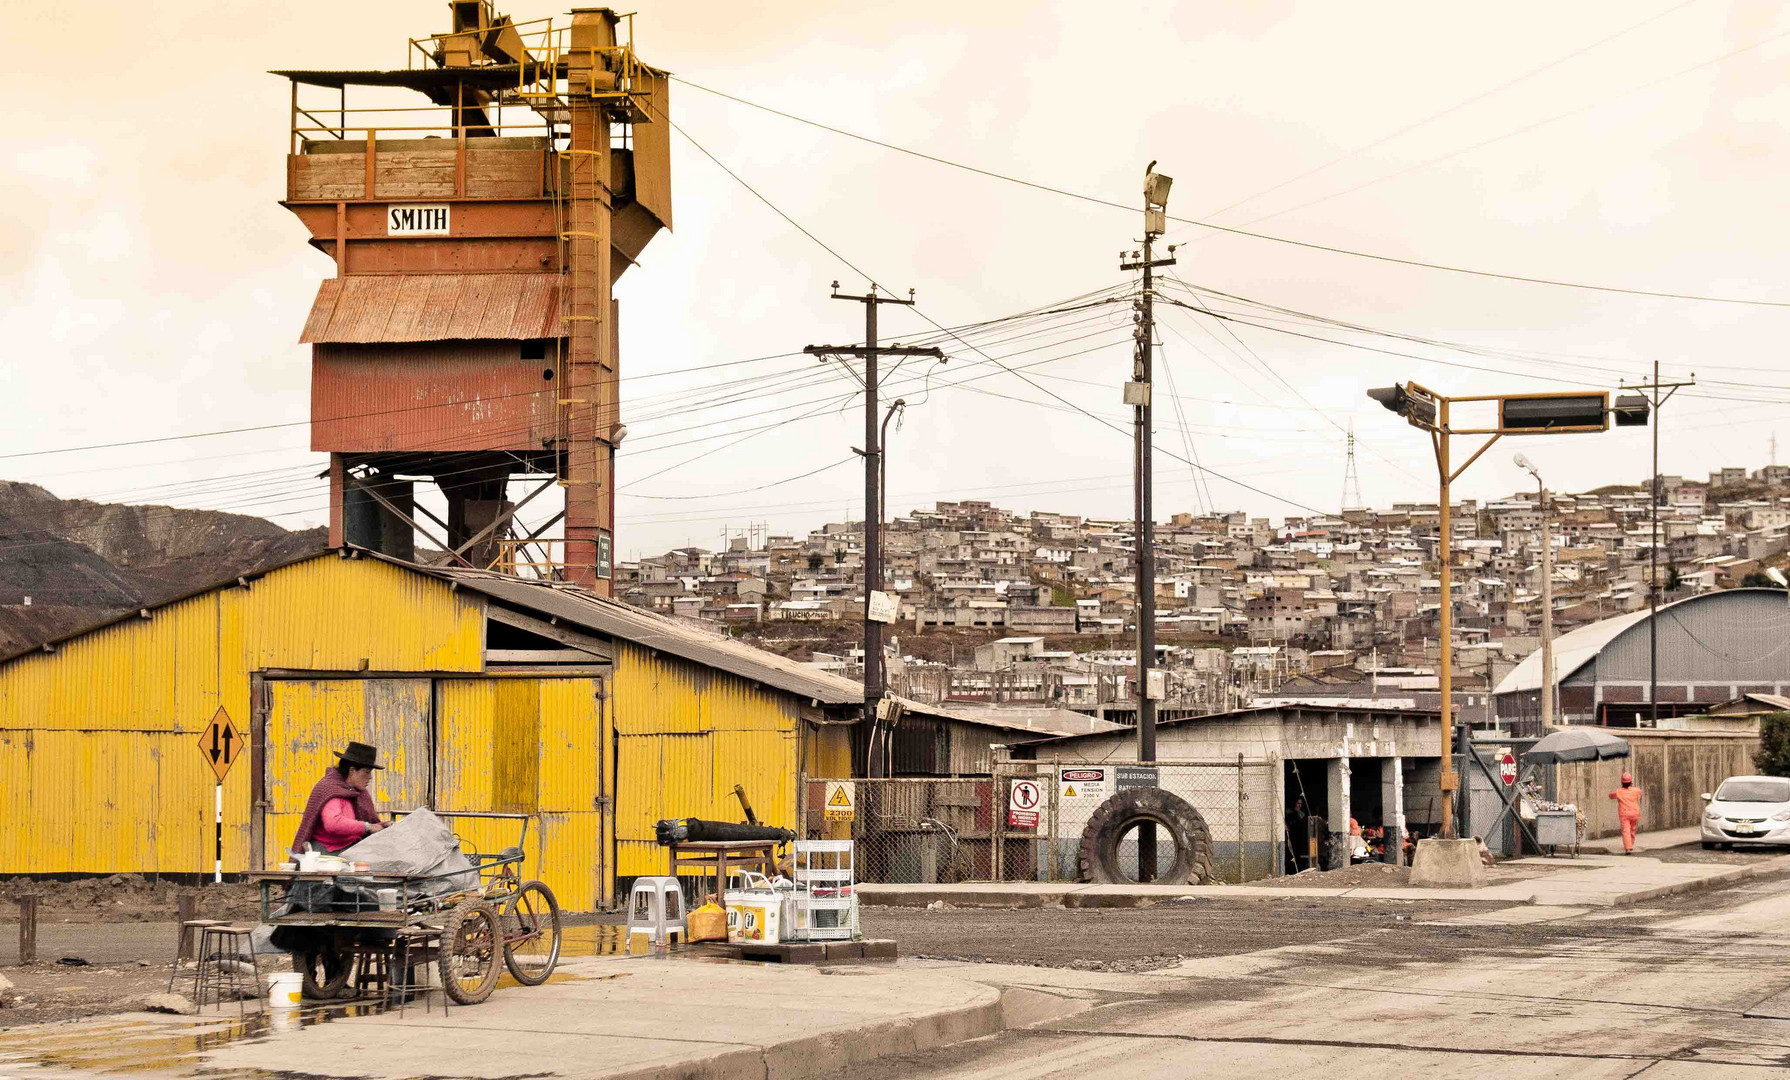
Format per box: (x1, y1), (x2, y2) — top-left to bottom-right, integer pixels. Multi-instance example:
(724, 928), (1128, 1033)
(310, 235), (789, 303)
(1340, 424), (1366, 512)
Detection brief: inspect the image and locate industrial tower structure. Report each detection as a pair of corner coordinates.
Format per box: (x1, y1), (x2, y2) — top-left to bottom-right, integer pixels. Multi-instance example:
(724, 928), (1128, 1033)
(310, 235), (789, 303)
(279, 3), (671, 594)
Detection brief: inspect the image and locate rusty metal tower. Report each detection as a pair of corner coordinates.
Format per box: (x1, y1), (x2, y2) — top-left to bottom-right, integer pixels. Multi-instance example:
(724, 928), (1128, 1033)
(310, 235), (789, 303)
(278, 3), (671, 593)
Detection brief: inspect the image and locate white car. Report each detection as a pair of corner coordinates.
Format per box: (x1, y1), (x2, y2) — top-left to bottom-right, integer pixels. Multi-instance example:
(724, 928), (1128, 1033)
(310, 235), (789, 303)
(1701, 775), (1790, 849)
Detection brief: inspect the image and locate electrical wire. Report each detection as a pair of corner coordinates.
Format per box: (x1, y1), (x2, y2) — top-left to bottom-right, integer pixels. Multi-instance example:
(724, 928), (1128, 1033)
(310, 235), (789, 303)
(671, 75), (1790, 308)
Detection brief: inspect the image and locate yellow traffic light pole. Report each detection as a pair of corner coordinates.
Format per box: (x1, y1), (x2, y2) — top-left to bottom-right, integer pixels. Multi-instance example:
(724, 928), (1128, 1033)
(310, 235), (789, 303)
(1373, 382), (1642, 840)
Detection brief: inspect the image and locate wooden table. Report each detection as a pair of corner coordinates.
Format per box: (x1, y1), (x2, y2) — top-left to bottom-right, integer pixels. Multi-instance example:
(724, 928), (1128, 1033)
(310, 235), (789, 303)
(667, 841), (780, 905)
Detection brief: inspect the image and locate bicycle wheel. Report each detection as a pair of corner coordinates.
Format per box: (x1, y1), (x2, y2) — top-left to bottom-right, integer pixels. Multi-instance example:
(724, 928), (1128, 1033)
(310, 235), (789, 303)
(440, 899), (502, 1005)
(295, 948), (353, 1000)
(502, 881), (562, 985)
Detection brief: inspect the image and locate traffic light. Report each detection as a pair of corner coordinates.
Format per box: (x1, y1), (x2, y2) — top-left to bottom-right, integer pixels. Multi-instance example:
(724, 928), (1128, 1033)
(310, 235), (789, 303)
(1611, 393), (1651, 427)
(1498, 394), (1607, 432)
(1367, 385), (1437, 427)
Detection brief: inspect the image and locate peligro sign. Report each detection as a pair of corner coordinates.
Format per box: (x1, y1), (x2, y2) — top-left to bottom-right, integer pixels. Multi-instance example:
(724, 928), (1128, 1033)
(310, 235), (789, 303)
(387, 204), (450, 236)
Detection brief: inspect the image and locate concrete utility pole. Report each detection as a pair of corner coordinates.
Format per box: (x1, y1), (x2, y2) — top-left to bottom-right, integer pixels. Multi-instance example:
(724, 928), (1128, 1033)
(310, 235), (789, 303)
(1516, 454), (1555, 728)
(806, 288), (943, 777)
(1622, 363), (1694, 728)
(1120, 163), (1176, 881)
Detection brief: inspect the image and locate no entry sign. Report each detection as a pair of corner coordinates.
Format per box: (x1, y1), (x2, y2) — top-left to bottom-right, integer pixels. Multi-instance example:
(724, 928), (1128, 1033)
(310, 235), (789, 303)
(1008, 779), (1041, 828)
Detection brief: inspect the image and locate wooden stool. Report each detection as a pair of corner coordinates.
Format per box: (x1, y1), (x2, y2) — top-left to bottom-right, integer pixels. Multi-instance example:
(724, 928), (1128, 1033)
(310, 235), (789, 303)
(193, 926), (265, 1019)
(350, 940), (395, 1001)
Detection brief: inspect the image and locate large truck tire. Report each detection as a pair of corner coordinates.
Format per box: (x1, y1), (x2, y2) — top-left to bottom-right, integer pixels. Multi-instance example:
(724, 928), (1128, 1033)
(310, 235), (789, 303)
(1076, 787), (1215, 884)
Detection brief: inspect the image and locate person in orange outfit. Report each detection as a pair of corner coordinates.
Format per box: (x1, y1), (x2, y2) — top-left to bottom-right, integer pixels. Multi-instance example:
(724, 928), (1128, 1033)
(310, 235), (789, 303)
(1610, 772), (1644, 853)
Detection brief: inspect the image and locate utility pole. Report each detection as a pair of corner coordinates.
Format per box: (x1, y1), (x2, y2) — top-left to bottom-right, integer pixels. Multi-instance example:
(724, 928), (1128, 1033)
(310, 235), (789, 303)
(1516, 454), (1554, 729)
(806, 286), (943, 777)
(1622, 363), (1694, 728)
(1121, 163), (1176, 881)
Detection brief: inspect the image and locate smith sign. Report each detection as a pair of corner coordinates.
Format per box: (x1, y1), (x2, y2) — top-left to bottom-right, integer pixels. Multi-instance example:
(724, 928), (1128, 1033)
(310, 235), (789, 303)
(387, 204), (450, 236)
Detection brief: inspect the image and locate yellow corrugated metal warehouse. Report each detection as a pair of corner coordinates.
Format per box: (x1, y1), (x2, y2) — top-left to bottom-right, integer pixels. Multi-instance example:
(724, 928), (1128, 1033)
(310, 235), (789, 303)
(0, 551), (860, 909)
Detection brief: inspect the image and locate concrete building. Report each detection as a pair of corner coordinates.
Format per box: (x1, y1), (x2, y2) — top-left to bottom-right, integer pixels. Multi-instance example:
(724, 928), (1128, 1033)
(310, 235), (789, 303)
(1011, 703), (1444, 875)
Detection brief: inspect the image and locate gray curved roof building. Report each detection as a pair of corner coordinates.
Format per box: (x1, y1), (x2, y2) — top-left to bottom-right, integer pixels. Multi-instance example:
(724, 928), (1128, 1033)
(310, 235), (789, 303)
(1494, 587), (1790, 727)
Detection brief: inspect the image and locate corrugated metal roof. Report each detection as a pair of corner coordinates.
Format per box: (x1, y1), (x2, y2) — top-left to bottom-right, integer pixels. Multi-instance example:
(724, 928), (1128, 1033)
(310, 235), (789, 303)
(887, 699), (1127, 737)
(1491, 591), (1760, 696)
(419, 566), (866, 705)
(301, 275), (561, 344)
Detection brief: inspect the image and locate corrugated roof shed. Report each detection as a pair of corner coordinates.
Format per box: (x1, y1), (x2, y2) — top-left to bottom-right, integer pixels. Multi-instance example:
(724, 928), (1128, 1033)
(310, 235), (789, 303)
(301, 275), (561, 343)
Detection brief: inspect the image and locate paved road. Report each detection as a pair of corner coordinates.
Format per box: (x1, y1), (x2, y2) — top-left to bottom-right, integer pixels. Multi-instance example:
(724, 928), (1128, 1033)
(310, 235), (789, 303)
(861, 872), (1790, 1079)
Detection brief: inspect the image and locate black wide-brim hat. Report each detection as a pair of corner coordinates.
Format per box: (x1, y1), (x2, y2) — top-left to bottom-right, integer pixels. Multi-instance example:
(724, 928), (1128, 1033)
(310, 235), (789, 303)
(338, 741), (384, 770)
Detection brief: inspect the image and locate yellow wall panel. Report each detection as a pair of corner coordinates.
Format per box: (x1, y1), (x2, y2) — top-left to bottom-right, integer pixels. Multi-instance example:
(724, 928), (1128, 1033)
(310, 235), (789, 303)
(538, 678), (603, 813)
(537, 811), (602, 912)
(436, 680), (495, 812)
(493, 679), (541, 813)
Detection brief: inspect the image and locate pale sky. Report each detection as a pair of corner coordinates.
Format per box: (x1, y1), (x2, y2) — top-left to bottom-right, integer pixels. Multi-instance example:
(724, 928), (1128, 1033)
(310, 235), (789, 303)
(4, 1), (1788, 557)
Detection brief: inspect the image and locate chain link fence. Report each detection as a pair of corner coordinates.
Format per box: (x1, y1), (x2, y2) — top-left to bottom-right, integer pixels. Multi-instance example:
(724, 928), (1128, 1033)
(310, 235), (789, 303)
(801, 758), (1282, 885)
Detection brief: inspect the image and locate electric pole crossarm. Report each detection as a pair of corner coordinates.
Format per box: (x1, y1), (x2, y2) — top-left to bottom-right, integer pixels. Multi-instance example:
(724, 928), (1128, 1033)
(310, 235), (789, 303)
(803, 288), (937, 781)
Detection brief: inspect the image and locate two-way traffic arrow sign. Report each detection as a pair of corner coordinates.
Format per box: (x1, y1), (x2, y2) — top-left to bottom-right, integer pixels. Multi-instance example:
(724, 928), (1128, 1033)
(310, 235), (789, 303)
(197, 707), (244, 783)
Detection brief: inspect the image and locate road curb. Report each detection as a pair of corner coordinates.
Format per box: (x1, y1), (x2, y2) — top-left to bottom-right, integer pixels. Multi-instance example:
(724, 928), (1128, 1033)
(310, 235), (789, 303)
(601, 982), (1013, 1080)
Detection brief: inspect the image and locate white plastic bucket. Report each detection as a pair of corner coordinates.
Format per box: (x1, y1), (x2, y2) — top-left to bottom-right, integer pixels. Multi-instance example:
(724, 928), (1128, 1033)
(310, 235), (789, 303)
(268, 971), (303, 1009)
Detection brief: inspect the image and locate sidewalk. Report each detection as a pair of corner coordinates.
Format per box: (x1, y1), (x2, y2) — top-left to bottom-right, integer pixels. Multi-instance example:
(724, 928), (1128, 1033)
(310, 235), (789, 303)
(0, 954), (1046, 1080)
(858, 850), (1790, 910)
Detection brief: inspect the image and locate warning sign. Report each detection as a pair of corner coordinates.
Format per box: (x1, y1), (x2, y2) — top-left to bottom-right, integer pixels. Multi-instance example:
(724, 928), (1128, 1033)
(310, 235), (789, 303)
(196, 707), (244, 784)
(1059, 767), (1109, 803)
(823, 781), (856, 821)
(1007, 779), (1041, 828)
(1499, 752), (1518, 786)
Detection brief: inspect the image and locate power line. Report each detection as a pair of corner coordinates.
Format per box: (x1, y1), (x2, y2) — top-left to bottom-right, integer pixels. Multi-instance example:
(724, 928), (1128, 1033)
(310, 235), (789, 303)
(671, 74), (1790, 308)
(1195, 0), (1703, 222)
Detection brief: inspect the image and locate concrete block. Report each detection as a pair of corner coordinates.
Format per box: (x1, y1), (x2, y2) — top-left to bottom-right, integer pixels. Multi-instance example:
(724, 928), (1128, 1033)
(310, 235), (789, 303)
(861, 939), (899, 960)
(1409, 838), (1486, 888)
(823, 941), (865, 960)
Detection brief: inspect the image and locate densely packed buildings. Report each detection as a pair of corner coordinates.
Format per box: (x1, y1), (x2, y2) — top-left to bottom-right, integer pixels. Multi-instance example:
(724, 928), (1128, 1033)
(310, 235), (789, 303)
(614, 465), (1790, 722)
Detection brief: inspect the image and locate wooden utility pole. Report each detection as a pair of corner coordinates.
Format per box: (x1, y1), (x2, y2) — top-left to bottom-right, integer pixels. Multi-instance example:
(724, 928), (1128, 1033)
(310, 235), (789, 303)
(806, 287), (943, 776)
(1120, 163), (1176, 880)
(1622, 363), (1694, 727)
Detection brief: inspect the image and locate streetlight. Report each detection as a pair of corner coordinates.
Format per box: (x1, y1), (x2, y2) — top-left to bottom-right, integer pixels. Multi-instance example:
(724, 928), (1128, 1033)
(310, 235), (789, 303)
(1514, 454), (1556, 731)
(1367, 381), (1647, 845)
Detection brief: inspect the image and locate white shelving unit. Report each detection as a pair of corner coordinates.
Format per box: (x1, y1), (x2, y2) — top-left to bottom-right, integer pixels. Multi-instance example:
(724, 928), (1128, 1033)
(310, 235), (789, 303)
(787, 840), (858, 941)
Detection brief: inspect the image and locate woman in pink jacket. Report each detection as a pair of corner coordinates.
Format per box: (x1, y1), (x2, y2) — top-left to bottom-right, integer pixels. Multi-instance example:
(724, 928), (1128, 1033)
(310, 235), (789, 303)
(290, 741), (388, 855)
(1610, 772), (1643, 853)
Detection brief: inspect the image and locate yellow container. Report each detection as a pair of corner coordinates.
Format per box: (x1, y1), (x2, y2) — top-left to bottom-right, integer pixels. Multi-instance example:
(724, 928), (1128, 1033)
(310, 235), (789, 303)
(686, 901), (727, 943)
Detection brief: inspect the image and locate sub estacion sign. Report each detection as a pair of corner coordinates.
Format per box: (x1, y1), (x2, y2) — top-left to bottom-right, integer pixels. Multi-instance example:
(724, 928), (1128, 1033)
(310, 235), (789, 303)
(387, 204), (450, 236)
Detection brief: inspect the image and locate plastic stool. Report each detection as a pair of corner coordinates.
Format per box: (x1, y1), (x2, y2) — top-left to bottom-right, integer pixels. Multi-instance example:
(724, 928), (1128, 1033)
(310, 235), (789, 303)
(193, 926), (265, 1019)
(626, 876), (684, 950)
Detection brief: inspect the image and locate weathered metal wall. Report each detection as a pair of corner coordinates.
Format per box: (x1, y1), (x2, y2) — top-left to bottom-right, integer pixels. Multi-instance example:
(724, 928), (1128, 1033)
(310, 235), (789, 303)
(1555, 731), (1758, 837)
(433, 676), (609, 911)
(609, 641), (802, 880)
(0, 555), (484, 876)
(310, 343), (558, 453)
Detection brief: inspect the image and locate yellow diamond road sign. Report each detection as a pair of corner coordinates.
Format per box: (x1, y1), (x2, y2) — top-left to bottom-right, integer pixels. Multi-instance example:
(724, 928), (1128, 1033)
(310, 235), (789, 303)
(197, 707), (245, 783)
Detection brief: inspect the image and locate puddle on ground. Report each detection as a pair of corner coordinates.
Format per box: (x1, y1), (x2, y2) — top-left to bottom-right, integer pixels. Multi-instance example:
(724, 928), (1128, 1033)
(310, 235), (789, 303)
(0, 956), (643, 1077)
(0, 998), (392, 1077)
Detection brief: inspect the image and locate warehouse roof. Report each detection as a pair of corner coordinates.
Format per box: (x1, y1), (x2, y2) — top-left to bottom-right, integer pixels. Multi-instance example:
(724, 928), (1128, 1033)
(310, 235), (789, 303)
(414, 563), (866, 705)
(0, 550), (866, 707)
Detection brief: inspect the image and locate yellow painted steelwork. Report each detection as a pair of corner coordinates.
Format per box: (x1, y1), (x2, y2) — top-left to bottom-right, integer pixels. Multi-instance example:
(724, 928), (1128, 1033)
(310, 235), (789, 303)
(0, 551), (845, 910)
(609, 640), (804, 879)
(0, 555), (483, 876)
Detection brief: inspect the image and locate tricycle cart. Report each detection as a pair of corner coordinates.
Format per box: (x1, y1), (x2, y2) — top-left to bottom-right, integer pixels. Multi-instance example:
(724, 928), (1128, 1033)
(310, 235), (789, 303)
(251, 811), (561, 1006)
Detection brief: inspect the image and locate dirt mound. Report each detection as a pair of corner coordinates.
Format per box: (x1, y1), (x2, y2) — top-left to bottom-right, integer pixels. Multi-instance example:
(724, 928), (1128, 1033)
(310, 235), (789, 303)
(0, 874), (259, 923)
(1277, 862), (1411, 888)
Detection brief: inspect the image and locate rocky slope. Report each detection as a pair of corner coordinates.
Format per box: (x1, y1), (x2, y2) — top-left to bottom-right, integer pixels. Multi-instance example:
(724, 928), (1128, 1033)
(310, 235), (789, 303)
(0, 481), (327, 653)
